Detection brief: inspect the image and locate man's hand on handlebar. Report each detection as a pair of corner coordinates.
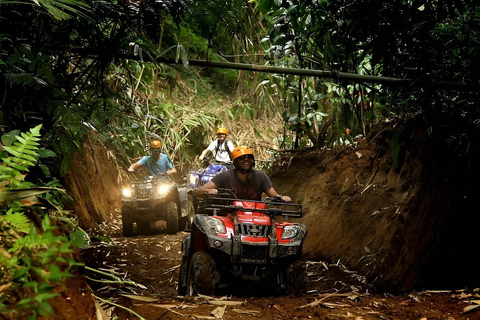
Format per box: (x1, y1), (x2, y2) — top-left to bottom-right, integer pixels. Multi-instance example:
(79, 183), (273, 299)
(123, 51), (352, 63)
(204, 188), (218, 195)
(265, 195), (291, 202)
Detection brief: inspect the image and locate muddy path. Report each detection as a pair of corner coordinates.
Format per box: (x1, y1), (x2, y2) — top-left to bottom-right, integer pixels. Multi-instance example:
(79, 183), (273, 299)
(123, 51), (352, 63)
(81, 216), (479, 320)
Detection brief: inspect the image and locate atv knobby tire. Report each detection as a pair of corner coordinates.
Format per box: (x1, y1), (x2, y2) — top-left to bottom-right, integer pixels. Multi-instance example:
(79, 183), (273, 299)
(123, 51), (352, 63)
(286, 260), (307, 297)
(165, 202), (179, 234)
(186, 251), (218, 296)
(121, 208), (134, 237)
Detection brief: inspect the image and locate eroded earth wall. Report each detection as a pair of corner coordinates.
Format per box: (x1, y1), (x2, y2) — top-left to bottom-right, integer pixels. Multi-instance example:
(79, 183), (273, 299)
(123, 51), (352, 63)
(64, 137), (122, 230)
(270, 117), (479, 293)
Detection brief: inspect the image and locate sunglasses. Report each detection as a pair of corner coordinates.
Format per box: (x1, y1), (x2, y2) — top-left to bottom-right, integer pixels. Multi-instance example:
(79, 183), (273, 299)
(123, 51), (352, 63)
(237, 154), (254, 160)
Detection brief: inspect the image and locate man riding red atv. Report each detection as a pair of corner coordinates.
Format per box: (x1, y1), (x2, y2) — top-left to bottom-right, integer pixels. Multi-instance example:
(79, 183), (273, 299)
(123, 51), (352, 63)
(177, 147), (308, 296)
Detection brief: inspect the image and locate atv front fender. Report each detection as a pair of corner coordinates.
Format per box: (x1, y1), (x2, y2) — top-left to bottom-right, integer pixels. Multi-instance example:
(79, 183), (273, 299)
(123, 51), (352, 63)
(178, 186), (193, 216)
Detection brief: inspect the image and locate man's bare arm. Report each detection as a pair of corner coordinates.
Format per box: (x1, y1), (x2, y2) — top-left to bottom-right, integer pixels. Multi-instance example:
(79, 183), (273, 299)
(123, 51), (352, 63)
(265, 186), (291, 202)
(196, 180), (218, 197)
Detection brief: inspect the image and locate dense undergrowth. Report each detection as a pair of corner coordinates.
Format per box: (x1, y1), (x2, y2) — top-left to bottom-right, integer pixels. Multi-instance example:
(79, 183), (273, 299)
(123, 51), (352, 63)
(0, 125), (86, 319)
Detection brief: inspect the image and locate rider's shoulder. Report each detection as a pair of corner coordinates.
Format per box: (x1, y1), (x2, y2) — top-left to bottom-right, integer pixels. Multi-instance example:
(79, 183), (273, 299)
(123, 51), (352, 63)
(252, 169), (268, 176)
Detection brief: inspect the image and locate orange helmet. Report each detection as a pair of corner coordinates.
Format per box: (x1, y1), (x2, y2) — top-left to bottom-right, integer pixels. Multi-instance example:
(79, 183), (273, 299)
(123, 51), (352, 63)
(150, 140), (162, 149)
(216, 128), (228, 135)
(232, 146), (254, 161)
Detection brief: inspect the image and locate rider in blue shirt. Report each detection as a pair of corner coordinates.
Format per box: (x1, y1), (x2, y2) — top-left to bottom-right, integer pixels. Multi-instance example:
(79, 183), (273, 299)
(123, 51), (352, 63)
(128, 140), (177, 176)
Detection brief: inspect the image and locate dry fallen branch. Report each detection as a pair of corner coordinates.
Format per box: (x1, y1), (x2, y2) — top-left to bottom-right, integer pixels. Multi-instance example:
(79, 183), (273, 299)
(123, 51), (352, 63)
(207, 300), (244, 306)
(210, 305), (226, 319)
(120, 294), (159, 302)
(163, 264), (180, 274)
(231, 309), (260, 315)
(462, 304), (480, 314)
(300, 290), (346, 309)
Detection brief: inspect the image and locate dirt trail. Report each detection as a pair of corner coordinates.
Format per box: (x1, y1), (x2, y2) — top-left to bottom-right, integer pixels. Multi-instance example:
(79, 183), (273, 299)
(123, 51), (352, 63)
(81, 216), (478, 320)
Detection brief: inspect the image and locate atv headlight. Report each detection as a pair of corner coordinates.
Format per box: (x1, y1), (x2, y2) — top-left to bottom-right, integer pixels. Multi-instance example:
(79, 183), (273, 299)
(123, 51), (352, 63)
(157, 183), (170, 196)
(206, 217), (226, 234)
(122, 187), (133, 198)
(281, 225), (299, 239)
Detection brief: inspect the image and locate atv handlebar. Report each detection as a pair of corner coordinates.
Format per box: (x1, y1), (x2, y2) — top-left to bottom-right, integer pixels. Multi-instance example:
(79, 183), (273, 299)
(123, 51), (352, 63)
(128, 168), (170, 182)
(198, 194), (302, 218)
(263, 196), (284, 203)
(208, 190), (285, 204)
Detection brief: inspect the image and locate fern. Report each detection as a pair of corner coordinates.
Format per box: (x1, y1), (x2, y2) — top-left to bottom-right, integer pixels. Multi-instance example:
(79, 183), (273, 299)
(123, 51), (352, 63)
(1, 124), (41, 186)
(0, 125), (83, 319)
(4, 207), (31, 232)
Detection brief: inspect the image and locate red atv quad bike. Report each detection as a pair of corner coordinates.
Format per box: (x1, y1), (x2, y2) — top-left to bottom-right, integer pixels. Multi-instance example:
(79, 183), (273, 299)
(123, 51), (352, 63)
(177, 188), (308, 297)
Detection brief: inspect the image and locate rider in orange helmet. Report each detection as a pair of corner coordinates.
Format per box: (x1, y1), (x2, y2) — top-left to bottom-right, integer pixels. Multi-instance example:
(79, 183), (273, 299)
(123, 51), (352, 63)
(128, 140), (177, 176)
(197, 146), (291, 202)
(199, 127), (235, 165)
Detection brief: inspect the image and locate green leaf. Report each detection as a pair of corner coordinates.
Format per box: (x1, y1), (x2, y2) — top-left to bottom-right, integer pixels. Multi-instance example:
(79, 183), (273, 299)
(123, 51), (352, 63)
(1, 132), (17, 146)
(39, 164), (51, 178)
(38, 149), (57, 158)
(69, 230), (87, 248)
(5, 208), (31, 231)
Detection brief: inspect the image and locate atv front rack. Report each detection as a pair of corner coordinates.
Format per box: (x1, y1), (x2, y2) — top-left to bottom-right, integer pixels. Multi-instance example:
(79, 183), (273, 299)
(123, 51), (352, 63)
(197, 196), (302, 218)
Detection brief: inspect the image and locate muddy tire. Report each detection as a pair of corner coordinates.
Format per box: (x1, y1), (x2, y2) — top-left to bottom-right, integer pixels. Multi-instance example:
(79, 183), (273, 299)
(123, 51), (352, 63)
(165, 202), (179, 234)
(186, 251), (218, 296)
(121, 208), (134, 237)
(286, 260), (307, 297)
(180, 194), (195, 231)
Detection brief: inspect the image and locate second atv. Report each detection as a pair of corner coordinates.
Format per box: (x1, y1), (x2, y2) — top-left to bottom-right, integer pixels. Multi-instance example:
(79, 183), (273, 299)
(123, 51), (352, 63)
(121, 171), (195, 236)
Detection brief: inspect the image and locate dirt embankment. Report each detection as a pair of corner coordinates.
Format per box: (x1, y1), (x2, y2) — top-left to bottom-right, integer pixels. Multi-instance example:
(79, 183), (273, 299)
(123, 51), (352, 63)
(64, 136), (123, 230)
(269, 117), (480, 293)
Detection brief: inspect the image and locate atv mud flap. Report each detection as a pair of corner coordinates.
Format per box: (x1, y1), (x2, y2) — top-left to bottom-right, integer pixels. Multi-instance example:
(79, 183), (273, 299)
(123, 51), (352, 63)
(232, 234), (241, 263)
(268, 237), (278, 260)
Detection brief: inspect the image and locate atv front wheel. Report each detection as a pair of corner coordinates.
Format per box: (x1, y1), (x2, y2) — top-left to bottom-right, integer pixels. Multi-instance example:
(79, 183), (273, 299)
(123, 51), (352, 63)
(186, 251), (218, 296)
(286, 260), (307, 297)
(165, 202), (179, 234)
(121, 208), (134, 237)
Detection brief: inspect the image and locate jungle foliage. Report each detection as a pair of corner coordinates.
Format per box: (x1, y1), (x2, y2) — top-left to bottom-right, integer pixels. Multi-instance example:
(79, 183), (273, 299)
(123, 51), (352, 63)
(1, 0), (478, 172)
(0, 125), (85, 319)
(255, 0), (480, 150)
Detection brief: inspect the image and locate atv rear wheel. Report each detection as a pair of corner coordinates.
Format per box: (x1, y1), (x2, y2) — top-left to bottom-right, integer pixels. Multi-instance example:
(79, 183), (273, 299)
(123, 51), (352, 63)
(186, 251), (218, 296)
(165, 202), (179, 234)
(286, 260), (307, 297)
(121, 208), (134, 237)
